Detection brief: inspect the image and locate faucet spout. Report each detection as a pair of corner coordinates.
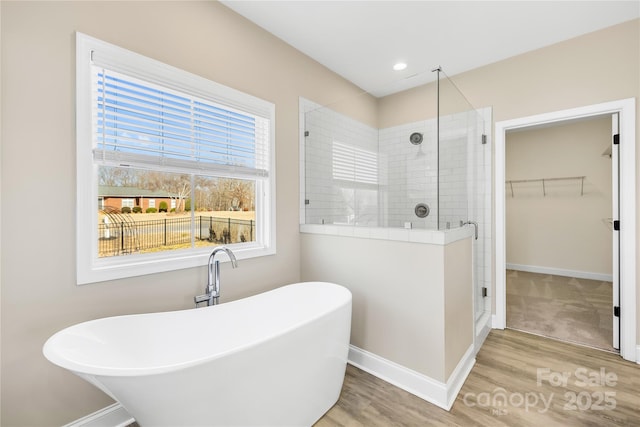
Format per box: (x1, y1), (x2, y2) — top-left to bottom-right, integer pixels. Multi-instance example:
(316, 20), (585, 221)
(195, 246), (238, 307)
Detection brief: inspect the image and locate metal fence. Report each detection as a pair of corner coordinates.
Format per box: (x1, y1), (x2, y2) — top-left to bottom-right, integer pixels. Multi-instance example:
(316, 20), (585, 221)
(98, 216), (254, 257)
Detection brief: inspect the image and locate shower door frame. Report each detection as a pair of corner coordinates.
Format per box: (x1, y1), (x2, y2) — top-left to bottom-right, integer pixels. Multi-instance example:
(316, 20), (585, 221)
(494, 98), (636, 362)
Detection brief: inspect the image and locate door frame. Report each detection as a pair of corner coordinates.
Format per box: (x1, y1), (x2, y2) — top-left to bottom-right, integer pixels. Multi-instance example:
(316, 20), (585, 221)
(494, 98), (636, 362)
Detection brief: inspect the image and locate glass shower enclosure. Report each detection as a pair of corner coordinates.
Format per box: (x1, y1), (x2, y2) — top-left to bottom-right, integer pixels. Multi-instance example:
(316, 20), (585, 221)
(301, 68), (491, 322)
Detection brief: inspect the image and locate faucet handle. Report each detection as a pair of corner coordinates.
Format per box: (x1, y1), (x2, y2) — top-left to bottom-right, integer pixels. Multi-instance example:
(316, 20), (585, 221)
(194, 294), (209, 307)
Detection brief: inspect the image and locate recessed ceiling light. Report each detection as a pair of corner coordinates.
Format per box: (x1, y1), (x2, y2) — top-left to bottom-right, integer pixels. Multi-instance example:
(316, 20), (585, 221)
(393, 62), (407, 71)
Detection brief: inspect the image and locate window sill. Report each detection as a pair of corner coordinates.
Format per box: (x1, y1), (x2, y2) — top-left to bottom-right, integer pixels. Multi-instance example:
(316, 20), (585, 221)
(78, 243), (275, 285)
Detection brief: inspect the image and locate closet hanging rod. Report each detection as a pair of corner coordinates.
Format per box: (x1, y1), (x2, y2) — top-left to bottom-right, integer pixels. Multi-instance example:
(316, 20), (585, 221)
(506, 176), (585, 197)
(506, 176), (585, 184)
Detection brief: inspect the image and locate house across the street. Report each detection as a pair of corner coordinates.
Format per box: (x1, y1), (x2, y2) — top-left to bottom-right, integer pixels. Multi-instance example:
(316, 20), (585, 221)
(98, 186), (176, 211)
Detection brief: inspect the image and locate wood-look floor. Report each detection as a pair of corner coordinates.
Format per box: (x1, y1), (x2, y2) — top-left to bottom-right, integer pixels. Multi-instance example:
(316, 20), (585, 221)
(315, 329), (640, 426)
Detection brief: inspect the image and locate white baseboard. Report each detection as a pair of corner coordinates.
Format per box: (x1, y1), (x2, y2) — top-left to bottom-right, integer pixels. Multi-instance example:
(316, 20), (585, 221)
(506, 263), (613, 282)
(445, 345), (476, 408)
(475, 312), (492, 354)
(492, 314), (505, 330)
(63, 403), (133, 427)
(348, 344), (475, 411)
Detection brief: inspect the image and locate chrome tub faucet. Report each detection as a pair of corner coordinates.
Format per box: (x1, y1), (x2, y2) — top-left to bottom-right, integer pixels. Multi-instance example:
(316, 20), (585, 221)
(195, 246), (238, 307)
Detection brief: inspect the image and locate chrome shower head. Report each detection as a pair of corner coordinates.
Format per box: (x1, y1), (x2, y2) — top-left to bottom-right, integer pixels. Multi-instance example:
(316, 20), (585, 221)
(410, 132), (423, 145)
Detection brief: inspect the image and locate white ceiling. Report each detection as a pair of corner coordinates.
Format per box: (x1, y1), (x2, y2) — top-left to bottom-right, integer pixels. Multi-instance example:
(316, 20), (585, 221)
(221, 1), (639, 97)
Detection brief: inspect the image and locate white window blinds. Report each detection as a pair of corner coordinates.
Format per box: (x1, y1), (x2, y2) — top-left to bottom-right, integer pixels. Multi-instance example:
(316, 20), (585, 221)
(92, 66), (271, 180)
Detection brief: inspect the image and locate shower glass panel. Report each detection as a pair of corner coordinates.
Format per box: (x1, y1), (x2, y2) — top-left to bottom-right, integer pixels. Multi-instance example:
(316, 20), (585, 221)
(438, 71), (489, 321)
(301, 71), (487, 235)
(438, 74), (469, 229)
(303, 100), (380, 226)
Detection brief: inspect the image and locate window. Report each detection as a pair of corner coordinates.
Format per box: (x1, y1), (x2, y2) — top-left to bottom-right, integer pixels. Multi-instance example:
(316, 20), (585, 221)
(76, 33), (275, 284)
(331, 141), (379, 225)
(332, 141), (378, 185)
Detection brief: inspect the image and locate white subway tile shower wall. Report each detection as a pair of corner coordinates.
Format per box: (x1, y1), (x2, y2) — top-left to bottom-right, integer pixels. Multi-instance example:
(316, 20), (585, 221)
(379, 110), (480, 230)
(378, 120), (437, 229)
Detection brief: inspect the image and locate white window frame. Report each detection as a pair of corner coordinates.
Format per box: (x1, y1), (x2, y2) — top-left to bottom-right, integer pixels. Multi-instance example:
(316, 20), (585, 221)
(76, 33), (276, 285)
(121, 199), (135, 209)
(148, 199), (155, 208)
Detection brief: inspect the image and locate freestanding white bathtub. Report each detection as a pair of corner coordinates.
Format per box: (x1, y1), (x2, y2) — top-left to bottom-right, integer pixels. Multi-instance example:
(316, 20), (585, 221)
(43, 282), (352, 426)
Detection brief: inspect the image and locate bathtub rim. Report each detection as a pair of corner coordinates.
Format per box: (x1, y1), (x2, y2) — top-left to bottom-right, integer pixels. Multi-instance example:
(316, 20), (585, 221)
(43, 281), (352, 377)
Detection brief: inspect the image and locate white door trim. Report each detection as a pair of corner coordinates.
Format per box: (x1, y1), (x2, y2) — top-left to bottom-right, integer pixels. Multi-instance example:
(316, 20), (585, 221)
(612, 113), (620, 350)
(494, 98), (636, 362)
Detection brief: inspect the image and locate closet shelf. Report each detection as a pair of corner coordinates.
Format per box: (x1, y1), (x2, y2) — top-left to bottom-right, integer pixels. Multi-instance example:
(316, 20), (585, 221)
(506, 176), (586, 197)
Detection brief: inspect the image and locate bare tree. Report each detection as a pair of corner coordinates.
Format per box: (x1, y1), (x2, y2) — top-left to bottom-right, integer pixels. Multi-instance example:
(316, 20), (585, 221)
(217, 179), (235, 210)
(229, 180), (254, 210)
(195, 176), (219, 211)
(98, 166), (139, 187)
(134, 171), (190, 212)
(166, 177), (190, 212)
